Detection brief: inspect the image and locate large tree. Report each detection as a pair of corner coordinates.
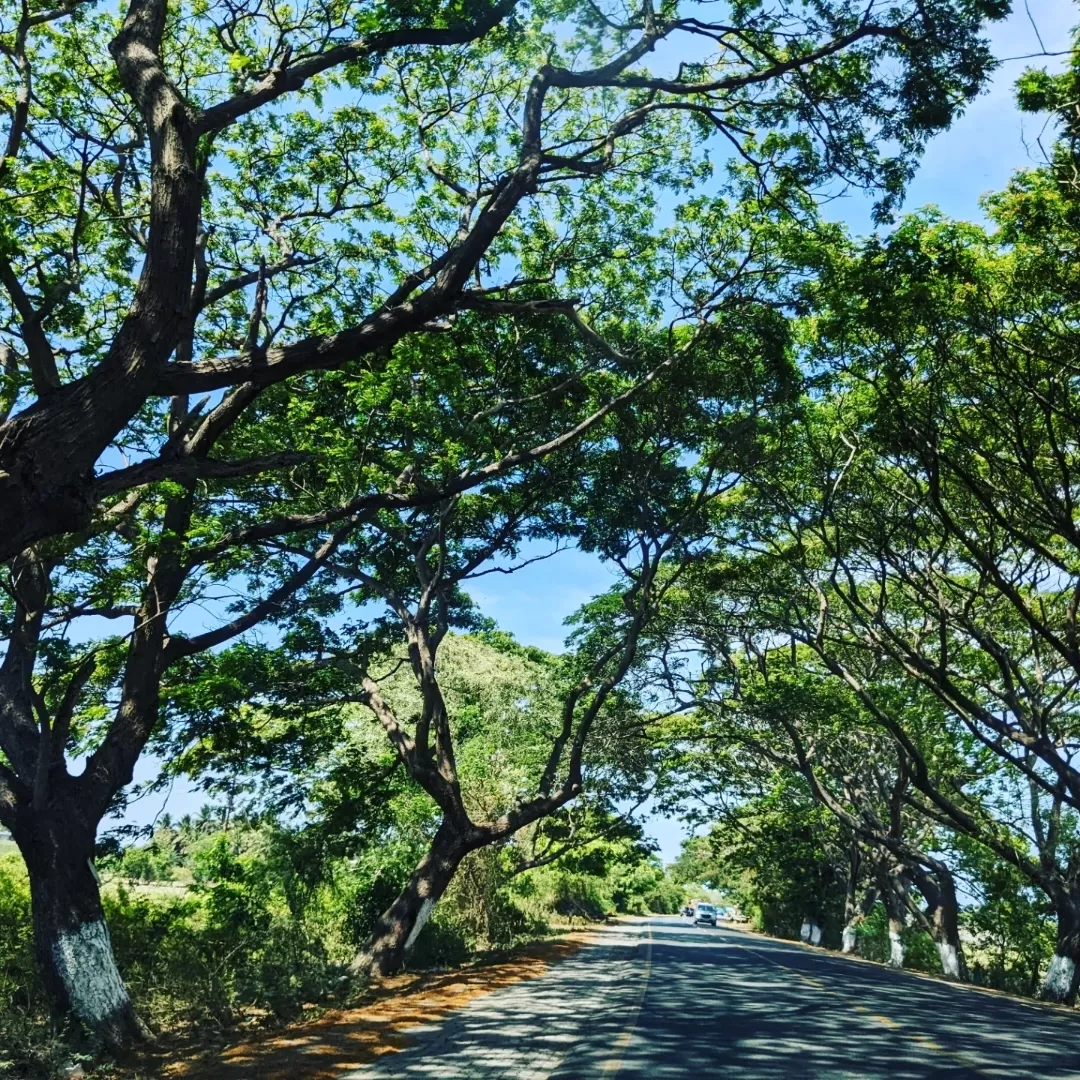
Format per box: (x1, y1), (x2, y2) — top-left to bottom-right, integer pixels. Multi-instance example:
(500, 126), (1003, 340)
(235, 311), (782, 975)
(771, 139), (1080, 998)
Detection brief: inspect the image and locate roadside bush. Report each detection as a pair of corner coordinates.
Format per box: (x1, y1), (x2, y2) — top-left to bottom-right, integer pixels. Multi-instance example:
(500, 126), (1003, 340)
(550, 873), (609, 920)
(609, 858), (684, 915)
(2, 812), (677, 1074)
(0, 856), (37, 1015)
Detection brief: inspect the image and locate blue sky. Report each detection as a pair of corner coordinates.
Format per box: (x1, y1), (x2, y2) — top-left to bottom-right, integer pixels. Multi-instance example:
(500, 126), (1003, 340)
(119, 0), (1075, 863)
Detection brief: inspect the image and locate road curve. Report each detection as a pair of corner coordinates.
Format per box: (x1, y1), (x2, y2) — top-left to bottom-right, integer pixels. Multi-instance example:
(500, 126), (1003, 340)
(343, 916), (1080, 1079)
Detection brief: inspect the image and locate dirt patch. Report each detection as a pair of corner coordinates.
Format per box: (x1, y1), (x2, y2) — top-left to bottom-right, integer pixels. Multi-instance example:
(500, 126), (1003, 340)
(132, 934), (592, 1080)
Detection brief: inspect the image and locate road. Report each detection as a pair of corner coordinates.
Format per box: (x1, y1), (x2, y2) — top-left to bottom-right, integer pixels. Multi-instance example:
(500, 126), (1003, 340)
(343, 916), (1080, 1079)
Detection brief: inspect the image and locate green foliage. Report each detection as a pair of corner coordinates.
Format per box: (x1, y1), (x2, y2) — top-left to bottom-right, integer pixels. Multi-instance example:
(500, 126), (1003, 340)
(0, 855), (36, 1014)
(703, 781), (848, 944)
(513, 830), (685, 922)
(0, 856), (71, 1080)
(0, 0), (1040, 1047)
(848, 904), (939, 974)
(102, 826), (354, 1027)
(953, 836), (1057, 997)
(2, 801), (680, 1074)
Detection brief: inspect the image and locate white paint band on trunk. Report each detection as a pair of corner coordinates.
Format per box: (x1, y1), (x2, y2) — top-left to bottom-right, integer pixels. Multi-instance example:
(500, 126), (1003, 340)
(52, 919), (130, 1028)
(799, 921), (811, 942)
(809, 923), (823, 946)
(841, 925), (857, 953)
(938, 941), (961, 979)
(1043, 953), (1076, 1001)
(404, 897), (436, 952)
(888, 927), (904, 968)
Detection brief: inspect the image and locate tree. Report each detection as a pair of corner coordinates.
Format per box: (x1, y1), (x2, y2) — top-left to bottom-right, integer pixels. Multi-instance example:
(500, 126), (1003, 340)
(0, 305), (679, 1049)
(703, 652), (970, 974)
(720, 279), (1080, 999)
(707, 775), (850, 944)
(293, 350), (765, 975)
(765, 123), (1080, 997)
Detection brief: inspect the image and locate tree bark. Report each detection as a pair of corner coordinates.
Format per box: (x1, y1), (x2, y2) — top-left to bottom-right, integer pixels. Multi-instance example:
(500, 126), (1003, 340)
(877, 868), (907, 968)
(887, 917), (905, 968)
(351, 820), (472, 978)
(13, 806), (150, 1054)
(841, 886), (877, 955)
(1040, 904), (1080, 1005)
(925, 869), (967, 981)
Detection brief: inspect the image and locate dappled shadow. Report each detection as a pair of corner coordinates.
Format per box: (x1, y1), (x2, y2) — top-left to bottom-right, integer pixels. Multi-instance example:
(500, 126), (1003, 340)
(339, 934), (644, 1079)
(160, 920), (1080, 1079)
(562, 922), (1080, 1079)
(161, 937), (590, 1080)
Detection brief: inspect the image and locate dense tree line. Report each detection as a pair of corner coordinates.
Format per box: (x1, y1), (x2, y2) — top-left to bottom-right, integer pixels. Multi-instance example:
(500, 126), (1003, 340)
(652, 32), (1080, 1005)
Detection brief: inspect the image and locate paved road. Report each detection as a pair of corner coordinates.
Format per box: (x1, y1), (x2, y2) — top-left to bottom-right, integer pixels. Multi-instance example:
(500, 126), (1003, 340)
(344, 917), (1080, 1079)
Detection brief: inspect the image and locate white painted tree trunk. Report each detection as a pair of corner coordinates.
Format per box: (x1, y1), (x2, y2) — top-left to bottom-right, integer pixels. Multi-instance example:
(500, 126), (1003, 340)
(404, 897), (436, 952)
(20, 818), (150, 1055)
(888, 926), (905, 968)
(800, 921), (823, 945)
(841, 924), (857, 954)
(937, 941), (961, 979)
(1041, 953), (1076, 1004)
(52, 919), (141, 1044)
(353, 821), (469, 977)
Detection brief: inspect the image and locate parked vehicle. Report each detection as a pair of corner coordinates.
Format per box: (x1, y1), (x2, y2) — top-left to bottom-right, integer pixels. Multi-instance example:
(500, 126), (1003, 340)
(682, 905), (695, 917)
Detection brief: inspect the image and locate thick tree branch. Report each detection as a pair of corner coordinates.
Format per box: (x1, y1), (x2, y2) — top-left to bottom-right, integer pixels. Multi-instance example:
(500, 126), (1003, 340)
(94, 450), (309, 497)
(168, 522), (352, 660)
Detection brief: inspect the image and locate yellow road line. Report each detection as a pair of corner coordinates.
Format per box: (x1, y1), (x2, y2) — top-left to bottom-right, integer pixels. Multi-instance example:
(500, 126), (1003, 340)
(599, 920), (653, 1077)
(869, 1015), (898, 1029)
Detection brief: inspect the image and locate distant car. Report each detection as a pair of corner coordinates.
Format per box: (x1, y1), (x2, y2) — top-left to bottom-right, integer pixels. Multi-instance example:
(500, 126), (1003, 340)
(693, 903), (717, 927)
(682, 905), (694, 917)
(714, 906), (730, 921)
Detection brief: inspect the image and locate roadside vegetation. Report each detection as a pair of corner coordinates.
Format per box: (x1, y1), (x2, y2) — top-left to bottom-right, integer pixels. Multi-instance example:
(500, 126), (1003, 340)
(1, 792), (682, 1076)
(4, 0), (1080, 1073)
(657, 42), (1080, 1003)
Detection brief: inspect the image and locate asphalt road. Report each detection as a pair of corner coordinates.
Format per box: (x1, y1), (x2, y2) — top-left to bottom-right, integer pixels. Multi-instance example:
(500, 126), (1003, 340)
(344, 916), (1080, 1079)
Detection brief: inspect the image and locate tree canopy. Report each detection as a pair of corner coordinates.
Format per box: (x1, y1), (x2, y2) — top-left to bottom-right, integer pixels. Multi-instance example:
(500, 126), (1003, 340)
(18, 0), (1080, 1064)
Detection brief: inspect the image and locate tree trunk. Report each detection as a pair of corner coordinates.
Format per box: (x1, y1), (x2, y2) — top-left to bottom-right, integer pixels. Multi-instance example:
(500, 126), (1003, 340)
(14, 811), (149, 1054)
(887, 917), (905, 968)
(841, 923), (857, 954)
(928, 872), (967, 981)
(351, 820), (471, 978)
(1040, 905), (1080, 1005)
(879, 869), (907, 968)
(841, 886), (877, 955)
(799, 918), (823, 946)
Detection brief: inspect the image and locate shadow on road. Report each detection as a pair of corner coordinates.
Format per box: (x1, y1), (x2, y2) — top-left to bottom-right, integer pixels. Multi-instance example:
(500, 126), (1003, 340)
(555, 921), (1080, 1079)
(178, 918), (1080, 1079)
